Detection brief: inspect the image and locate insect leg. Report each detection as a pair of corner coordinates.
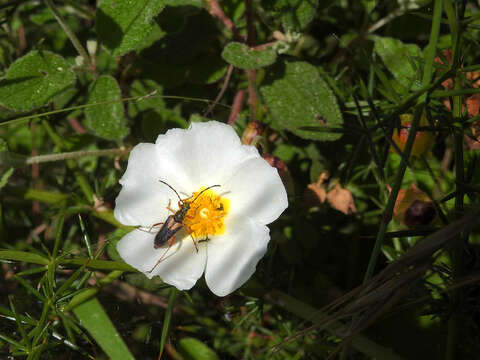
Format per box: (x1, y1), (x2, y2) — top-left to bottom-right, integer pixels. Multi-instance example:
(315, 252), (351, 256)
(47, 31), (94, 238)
(137, 222), (164, 234)
(147, 235), (177, 273)
(198, 236), (210, 244)
(166, 199), (176, 214)
(189, 233), (199, 252)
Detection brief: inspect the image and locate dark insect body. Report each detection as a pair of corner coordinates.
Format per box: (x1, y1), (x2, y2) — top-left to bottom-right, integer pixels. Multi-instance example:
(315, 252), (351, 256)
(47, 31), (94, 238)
(146, 180), (220, 273)
(153, 198), (191, 249)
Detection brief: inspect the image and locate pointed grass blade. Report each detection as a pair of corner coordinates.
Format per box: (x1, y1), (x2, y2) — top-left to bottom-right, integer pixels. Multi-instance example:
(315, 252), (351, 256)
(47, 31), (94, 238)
(73, 297), (135, 360)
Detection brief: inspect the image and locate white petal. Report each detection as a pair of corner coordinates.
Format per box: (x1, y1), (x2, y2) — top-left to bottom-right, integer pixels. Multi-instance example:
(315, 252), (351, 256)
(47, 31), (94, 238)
(155, 121), (259, 186)
(117, 229), (206, 290)
(223, 157), (288, 225)
(114, 143), (192, 227)
(205, 217), (269, 296)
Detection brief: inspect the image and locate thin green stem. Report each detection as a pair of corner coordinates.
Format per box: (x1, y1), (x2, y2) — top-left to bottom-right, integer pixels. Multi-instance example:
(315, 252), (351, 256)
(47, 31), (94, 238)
(44, 0), (92, 67)
(362, 0), (443, 283)
(26, 148), (131, 165)
(362, 106), (423, 283)
(0, 95), (228, 128)
(41, 120), (94, 203)
(445, 0), (466, 357)
(63, 270), (124, 311)
(268, 290), (406, 360)
(432, 88), (480, 97)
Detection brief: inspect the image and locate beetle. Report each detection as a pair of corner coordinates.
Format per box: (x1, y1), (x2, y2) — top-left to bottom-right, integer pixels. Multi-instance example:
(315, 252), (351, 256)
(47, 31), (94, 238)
(146, 180), (220, 273)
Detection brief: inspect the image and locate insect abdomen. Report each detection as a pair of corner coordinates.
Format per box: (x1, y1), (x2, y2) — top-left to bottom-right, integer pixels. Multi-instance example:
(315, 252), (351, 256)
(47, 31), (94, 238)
(153, 215), (183, 249)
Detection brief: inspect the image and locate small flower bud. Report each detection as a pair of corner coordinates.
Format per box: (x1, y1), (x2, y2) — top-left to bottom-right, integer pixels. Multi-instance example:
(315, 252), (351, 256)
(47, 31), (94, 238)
(262, 153), (293, 195)
(404, 200), (436, 228)
(241, 121), (263, 145)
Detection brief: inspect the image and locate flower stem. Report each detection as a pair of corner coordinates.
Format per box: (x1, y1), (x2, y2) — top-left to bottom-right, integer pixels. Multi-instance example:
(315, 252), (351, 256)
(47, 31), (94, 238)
(362, 0), (443, 284)
(26, 148), (131, 165)
(44, 0), (92, 67)
(444, 0), (466, 357)
(41, 120), (94, 204)
(362, 106), (423, 283)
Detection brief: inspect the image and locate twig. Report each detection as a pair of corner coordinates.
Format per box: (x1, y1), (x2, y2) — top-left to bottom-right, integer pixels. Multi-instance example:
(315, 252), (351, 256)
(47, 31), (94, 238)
(228, 89), (246, 125)
(67, 118), (87, 134)
(44, 0), (92, 67)
(207, 0), (245, 41)
(244, 0), (255, 46)
(26, 148), (131, 165)
(203, 64), (234, 117)
(244, 0), (258, 120)
(247, 69), (258, 120)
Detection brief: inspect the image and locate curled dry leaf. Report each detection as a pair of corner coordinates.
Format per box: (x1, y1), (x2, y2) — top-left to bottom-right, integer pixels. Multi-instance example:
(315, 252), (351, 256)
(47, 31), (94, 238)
(306, 172), (357, 215)
(327, 184), (357, 215)
(435, 49), (480, 149)
(306, 172), (329, 203)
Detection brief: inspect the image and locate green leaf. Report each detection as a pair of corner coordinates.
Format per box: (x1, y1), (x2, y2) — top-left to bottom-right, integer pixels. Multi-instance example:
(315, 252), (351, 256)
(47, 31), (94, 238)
(159, 288), (178, 358)
(165, 0), (203, 7)
(188, 57), (227, 84)
(0, 250), (49, 265)
(84, 75), (129, 140)
(59, 258), (136, 271)
(128, 79), (165, 116)
(264, 0), (318, 31)
(373, 36), (422, 90)
(23, 188), (69, 205)
(222, 42), (277, 70)
(73, 297), (135, 360)
(96, 0), (165, 56)
(0, 50), (76, 111)
(261, 61), (343, 141)
(0, 167), (14, 190)
(178, 337), (219, 360)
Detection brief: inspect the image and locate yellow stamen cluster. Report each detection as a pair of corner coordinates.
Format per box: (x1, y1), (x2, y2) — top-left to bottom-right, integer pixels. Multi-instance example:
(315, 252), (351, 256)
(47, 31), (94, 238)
(184, 188), (229, 239)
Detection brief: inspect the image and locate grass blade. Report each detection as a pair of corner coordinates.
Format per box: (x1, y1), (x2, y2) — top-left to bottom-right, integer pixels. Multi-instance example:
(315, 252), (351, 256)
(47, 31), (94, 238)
(73, 297), (135, 360)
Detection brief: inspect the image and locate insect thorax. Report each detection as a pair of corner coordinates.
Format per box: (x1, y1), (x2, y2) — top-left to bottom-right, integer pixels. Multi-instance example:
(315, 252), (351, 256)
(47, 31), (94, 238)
(174, 203), (190, 222)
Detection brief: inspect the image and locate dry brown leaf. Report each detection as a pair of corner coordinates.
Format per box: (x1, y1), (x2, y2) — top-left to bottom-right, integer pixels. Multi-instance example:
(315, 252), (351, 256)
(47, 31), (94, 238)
(307, 173), (357, 214)
(327, 183), (357, 215)
(306, 172), (329, 203)
(466, 93), (480, 117)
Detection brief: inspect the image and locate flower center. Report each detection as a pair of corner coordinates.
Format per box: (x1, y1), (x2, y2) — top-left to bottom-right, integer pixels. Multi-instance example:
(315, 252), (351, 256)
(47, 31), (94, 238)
(183, 188), (229, 239)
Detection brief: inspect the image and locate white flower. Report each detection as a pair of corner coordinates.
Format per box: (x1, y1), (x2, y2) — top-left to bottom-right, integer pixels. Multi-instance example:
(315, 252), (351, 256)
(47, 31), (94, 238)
(114, 121), (288, 296)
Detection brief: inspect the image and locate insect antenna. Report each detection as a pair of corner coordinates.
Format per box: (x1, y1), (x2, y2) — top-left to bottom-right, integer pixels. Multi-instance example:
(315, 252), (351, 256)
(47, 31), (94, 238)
(158, 180), (183, 202)
(190, 184), (221, 204)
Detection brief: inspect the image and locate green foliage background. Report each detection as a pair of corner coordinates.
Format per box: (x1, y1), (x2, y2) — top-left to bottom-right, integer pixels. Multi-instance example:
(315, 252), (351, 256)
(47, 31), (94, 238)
(1, 0), (480, 359)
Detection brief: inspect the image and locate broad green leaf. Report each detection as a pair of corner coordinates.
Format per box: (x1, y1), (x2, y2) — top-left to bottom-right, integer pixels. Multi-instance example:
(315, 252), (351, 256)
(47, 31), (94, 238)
(165, 0), (203, 7)
(73, 297), (135, 360)
(84, 75), (129, 140)
(96, 0), (165, 56)
(264, 0), (318, 30)
(178, 337), (219, 360)
(261, 61), (343, 141)
(0, 50), (76, 111)
(222, 42), (277, 70)
(373, 36), (422, 90)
